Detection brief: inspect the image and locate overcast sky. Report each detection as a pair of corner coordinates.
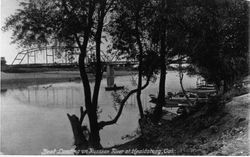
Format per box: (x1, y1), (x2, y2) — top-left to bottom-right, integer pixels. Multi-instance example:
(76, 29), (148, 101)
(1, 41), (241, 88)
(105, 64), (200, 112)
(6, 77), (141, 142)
(1, 0), (21, 64)
(0, 0), (113, 64)
(1, 0), (250, 64)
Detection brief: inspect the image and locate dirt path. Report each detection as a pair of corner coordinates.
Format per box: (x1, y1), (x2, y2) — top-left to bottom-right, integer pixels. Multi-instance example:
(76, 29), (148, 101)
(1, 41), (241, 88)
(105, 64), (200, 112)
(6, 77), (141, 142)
(207, 93), (250, 155)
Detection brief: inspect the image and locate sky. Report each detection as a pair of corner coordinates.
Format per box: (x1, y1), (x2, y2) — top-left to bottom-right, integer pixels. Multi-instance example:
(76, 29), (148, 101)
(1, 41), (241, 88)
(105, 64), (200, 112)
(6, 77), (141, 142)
(1, 0), (250, 64)
(1, 0), (21, 64)
(0, 0), (113, 64)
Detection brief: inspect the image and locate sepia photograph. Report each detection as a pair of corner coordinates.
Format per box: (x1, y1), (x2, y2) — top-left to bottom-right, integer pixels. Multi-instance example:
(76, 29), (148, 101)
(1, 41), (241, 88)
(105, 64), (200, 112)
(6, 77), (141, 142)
(0, 0), (249, 155)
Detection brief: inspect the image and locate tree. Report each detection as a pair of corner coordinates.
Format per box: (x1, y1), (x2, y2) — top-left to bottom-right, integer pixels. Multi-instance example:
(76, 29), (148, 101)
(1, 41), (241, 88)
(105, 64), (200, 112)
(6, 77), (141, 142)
(2, 0), (62, 48)
(150, 0), (186, 123)
(60, 0), (112, 148)
(3, 0), (113, 148)
(3, 0), (157, 149)
(107, 0), (157, 118)
(4, 0), (248, 150)
(180, 0), (249, 92)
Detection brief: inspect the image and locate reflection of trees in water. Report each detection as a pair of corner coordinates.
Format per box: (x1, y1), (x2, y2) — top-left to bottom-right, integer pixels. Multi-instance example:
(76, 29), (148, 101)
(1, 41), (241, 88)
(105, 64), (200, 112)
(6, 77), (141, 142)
(14, 86), (83, 108)
(8, 73), (196, 110)
(11, 84), (150, 110)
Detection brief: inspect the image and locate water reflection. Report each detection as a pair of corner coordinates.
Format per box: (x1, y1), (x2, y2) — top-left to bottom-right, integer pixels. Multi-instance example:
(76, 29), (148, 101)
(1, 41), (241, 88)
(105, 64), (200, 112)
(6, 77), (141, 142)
(1, 71), (197, 154)
(20, 85), (84, 109)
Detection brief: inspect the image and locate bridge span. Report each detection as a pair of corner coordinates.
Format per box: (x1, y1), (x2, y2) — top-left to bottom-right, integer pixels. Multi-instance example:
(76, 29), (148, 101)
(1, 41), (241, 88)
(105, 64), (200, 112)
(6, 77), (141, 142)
(11, 46), (138, 67)
(7, 46), (138, 89)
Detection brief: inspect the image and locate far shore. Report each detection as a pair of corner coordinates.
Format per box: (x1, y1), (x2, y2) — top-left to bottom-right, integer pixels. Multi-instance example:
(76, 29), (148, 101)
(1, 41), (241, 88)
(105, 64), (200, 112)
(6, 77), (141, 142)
(1, 70), (137, 89)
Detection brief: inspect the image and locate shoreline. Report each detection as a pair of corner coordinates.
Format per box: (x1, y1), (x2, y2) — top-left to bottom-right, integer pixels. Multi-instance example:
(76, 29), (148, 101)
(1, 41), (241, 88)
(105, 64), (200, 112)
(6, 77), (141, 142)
(1, 70), (137, 89)
(113, 93), (250, 155)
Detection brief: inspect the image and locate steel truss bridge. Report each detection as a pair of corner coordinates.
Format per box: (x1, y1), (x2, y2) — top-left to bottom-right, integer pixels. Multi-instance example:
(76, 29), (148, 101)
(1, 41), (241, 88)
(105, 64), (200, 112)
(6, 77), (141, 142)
(11, 46), (137, 67)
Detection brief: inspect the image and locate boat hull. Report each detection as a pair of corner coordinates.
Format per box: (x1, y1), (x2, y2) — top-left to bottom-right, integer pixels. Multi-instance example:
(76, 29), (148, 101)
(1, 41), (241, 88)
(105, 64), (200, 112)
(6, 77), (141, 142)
(105, 86), (124, 91)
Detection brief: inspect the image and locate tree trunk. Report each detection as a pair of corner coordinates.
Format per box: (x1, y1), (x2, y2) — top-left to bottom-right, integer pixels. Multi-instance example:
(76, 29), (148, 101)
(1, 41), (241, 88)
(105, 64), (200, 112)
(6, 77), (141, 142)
(67, 114), (88, 150)
(88, 109), (102, 149)
(152, 0), (167, 123)
(152, 51), (166, 123)
(88, 0), (106, 148)
(135, 14), (144, 118)
(78, 51), (102, 149)
(77, 23), (102, 148)
(136, 55), (144, 118)
(67, 107), (88, 150)
(179, 65), (193, 106)
(67, 0), (103, 149)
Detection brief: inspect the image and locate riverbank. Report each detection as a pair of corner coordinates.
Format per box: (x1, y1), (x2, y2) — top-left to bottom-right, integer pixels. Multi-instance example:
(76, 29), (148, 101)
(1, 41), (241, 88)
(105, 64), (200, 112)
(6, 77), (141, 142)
(112, 95), (249, 155)
(39, 82), (249, 155)
(113, 78), (250, 155)
(0, 70), (137, 89)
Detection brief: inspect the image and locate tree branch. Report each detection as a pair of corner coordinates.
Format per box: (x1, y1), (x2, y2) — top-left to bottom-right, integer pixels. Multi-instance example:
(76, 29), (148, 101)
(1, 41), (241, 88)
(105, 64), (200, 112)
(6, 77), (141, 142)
(98, 77), (151, 130)
(92, 0), (106, 109)
(178, 59), (194, 106)
(74, 33), (82, 49)
(79, 106), (87, 124)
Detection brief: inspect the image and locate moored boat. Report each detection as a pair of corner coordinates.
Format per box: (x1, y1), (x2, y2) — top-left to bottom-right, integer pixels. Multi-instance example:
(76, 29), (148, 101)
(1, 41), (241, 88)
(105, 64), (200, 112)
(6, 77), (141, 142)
(149, 91), (209, 107)
(105, 85), (124, 91)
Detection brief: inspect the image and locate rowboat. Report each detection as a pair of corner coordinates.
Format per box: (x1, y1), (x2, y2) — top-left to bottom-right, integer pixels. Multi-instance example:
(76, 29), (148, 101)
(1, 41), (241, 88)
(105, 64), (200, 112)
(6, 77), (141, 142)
(105, 85), (124, 91)
(149, 91), (209, 107)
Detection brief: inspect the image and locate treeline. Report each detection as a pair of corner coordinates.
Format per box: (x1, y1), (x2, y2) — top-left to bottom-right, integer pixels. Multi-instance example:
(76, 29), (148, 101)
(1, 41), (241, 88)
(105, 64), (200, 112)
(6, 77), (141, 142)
(3, 0), (249, 149)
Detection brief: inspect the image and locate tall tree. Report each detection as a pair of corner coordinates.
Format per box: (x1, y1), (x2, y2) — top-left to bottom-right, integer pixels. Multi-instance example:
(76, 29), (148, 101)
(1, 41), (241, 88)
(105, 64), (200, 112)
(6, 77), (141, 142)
(3, 0), (157, 149)
(60, 0), (110, 148)
(150, 0), (184, 123)
(151, 0), (166, 123)
(107, 0), (156, 118)
(3, 0), (113, 148)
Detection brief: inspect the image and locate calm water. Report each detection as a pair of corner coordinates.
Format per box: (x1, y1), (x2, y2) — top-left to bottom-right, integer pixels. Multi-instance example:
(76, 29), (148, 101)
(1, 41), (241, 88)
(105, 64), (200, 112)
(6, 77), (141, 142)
(0, 71), (197, 154)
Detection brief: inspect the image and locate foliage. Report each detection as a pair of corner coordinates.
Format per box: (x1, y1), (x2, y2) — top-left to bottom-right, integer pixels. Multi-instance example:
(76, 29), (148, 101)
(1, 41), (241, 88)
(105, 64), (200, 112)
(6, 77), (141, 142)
(107, 0), (158, 75)
(181, 0), (249, 89)
(2, 0), (110, 48)
(2, 0), (62, 47)
(2, 0), (249, 149)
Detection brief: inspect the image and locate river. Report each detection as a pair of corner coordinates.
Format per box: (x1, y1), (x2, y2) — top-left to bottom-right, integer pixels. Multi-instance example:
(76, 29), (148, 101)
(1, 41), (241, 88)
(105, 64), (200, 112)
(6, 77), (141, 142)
(0, 71), (197, 154)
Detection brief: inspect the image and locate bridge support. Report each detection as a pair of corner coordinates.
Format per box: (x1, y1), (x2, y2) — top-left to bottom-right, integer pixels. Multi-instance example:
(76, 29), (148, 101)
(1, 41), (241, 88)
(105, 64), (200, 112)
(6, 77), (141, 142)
(105, 64), (124, 91)
(106, 64), (114, 87)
